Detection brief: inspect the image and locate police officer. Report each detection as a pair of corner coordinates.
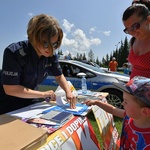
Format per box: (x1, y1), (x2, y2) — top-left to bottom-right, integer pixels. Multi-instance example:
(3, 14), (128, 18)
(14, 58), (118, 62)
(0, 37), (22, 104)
(0, 14), (76, 114)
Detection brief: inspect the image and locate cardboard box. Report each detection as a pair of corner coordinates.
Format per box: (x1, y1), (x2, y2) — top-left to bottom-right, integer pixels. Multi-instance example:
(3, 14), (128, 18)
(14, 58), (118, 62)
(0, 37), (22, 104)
(0, 114), (48, 150)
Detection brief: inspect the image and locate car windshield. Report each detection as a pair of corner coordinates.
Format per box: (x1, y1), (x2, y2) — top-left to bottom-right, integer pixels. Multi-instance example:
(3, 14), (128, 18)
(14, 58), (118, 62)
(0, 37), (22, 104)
(72, 61), (105, 73)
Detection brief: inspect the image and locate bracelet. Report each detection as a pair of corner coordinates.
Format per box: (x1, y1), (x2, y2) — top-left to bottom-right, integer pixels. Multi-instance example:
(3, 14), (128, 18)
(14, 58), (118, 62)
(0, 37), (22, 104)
(45, 97), (51, 103)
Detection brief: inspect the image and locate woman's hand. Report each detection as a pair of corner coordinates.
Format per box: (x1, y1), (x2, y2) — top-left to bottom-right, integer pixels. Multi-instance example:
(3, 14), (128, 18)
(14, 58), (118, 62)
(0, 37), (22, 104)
(66, 92), (76, 109)
(43, 90), (56, 102)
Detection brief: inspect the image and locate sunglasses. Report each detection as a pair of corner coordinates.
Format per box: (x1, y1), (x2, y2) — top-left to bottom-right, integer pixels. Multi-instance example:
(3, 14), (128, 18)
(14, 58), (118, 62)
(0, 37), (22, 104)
(123, 16), (147, 34)
(43, 41), (60, 49)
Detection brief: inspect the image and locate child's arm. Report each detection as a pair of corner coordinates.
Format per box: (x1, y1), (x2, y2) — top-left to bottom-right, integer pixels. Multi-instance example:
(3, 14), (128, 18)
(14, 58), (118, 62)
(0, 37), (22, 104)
(83, 100), (125, 118)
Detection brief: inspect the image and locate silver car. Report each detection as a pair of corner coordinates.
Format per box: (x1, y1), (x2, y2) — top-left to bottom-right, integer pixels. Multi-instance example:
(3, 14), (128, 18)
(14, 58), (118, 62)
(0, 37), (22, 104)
(40, 59), (129, 108)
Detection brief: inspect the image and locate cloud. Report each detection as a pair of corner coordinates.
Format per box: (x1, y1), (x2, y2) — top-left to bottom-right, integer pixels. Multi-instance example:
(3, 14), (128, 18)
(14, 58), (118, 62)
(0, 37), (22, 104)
(73, 29), (90, 48)
(62, 19), (75, 33)
(28, 13), (34, 16)
(89, 26), (97, 34)
(24, 34), (27, 38)
(90, 38), (101, 45)
(103, 30), (110, 36)
(61, 20), (101, 58)
(62, 33), (78, 48)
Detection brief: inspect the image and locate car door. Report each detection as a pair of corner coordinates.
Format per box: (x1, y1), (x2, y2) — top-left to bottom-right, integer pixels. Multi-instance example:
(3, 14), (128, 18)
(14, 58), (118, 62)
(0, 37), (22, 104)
(39, 61), (98, 92)
(60, 62), (95, 91)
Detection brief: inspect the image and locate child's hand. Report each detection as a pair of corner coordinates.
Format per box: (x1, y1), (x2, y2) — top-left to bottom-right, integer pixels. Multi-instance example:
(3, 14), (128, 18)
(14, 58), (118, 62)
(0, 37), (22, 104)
(83, 100), (96, 106)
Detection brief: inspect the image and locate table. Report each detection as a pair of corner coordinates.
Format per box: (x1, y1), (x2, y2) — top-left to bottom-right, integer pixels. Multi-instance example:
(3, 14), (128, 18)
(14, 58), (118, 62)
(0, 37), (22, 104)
(7, 101), (101, 150)
(7, 92), (120, 150)
(38, 116), (101, 150)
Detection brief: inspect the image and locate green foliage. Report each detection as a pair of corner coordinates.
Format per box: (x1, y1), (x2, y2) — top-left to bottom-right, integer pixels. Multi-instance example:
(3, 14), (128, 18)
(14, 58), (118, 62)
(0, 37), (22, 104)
(88, 49), (95, 62)
(58, 49), (63, 55)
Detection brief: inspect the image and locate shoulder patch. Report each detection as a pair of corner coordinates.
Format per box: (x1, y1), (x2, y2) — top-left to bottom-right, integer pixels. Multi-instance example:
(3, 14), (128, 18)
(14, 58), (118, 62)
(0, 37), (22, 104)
(19, 48), (26, 56)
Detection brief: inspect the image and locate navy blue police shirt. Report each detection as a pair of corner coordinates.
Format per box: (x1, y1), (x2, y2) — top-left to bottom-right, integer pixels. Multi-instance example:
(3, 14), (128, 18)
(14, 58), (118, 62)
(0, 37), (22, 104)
(0, 40), (62, 99)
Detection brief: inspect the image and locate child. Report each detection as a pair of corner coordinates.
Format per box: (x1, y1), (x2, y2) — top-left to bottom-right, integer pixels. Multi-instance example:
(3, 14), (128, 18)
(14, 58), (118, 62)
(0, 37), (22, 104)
(84, 76), (150, 149)
(123, 63), (129, 75)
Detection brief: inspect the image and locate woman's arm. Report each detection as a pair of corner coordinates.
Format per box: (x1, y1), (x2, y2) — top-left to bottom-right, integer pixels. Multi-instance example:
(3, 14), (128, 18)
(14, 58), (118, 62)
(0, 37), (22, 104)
(55, 74), (76, 108)
(3, 85), (56, 100)
(55, 74), (71, 94)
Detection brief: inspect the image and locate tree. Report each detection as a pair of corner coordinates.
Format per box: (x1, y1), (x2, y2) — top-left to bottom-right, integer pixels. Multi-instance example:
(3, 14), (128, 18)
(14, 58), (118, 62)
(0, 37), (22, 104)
(100, 36), (130, 68)
(83, 53), (87, 60)
(65, 52), (72, 60)
(88, 49), (95, 62)
(123, 37), (129, 60)
(96, 57), (100, 66)
(58, 49), (63, 55)
(76, 53), (80, 60)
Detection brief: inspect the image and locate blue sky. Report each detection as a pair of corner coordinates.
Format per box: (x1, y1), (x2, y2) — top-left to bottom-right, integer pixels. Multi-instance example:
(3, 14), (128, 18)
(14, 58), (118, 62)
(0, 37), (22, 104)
(0, 0), (132, 68)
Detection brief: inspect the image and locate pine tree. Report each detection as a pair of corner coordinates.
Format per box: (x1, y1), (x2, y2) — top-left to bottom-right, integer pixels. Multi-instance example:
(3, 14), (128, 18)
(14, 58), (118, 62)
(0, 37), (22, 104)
(88, 49), (95, 62)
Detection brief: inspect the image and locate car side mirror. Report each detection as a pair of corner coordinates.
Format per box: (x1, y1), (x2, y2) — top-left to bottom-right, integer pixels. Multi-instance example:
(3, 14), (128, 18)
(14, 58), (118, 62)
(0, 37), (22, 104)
(77, 72), (87, 78)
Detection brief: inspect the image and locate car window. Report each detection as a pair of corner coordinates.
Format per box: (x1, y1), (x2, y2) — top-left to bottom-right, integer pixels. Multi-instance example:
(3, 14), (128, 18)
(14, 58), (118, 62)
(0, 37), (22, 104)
(73, 61), (105, 73)
(59, 62), (96, 78)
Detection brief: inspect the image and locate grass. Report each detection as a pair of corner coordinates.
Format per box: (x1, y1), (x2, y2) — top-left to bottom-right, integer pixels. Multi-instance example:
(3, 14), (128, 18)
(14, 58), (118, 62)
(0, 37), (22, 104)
(87, 111), (123, 149)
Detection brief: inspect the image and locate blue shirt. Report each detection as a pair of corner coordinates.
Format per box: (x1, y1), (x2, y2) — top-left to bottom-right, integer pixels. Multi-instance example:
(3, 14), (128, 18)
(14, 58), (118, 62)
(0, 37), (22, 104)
(0, 40), (62, 98)
(123, 68), (129, 75)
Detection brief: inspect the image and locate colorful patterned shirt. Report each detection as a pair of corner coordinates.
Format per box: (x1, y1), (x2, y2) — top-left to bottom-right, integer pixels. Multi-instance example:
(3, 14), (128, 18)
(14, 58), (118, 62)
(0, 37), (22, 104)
(120, 115), (150, 150)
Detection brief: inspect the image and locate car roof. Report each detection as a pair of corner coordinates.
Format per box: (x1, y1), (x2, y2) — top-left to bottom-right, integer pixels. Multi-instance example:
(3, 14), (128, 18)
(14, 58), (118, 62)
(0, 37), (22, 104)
(59, 59), (105, 73)
(59, 59), (129, 81)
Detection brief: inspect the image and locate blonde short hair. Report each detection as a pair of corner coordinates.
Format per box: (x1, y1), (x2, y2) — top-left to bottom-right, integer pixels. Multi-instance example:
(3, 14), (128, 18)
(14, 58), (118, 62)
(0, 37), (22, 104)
(27, 14), (63, 52)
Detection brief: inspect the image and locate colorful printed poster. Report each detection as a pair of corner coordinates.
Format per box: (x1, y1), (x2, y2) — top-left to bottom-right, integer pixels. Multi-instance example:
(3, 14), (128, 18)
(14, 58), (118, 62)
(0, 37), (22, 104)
(38, 116), (101, 150)
(92, 104), (120, 150)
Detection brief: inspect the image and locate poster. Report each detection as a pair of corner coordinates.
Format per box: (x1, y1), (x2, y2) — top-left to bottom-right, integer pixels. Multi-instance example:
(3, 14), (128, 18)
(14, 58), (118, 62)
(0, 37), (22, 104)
(39, 116), (101, 150)
(92, 104), (120, 150)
